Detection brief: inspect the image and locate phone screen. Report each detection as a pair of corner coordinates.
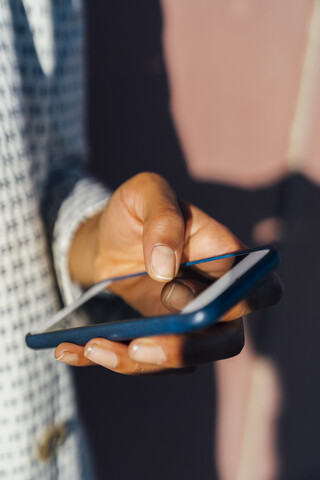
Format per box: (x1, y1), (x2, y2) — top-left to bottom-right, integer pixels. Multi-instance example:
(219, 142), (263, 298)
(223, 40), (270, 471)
(39, 249), (268, 335)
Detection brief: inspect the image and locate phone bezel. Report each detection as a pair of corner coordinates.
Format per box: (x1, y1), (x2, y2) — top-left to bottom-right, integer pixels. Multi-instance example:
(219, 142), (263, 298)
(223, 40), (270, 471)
(25, 246), (279, 349)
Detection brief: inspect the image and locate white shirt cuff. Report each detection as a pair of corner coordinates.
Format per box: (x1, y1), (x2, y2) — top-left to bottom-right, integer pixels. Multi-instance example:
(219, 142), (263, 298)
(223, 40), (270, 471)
(52, 178), (111, 306)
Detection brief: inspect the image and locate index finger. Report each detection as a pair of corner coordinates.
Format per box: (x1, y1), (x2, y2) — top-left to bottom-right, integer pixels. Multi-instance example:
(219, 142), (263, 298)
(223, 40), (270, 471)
(178, 200), (246, 277)
(161, 271), (282, 321)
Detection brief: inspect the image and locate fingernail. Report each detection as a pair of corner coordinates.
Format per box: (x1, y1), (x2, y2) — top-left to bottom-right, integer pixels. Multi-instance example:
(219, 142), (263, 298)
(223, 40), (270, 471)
(84, 343), (118, 368)
(151, 245), (176, 280)
(165, 281), (195, 310)
(129, 339), (167, 365)
(56, 352), (80, 365)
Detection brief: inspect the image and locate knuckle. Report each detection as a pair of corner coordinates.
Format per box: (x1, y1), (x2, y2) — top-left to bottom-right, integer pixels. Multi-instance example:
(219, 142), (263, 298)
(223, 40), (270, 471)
(118, 361), (146, 376)
(132, 171), (165, 186)
(168, 338), (185, 368)
(224, 237), (245, 253)
(131, 361), (147, 375)
(152, 211), (184, 230)
(238, 301), (249, 318)
(229, 301), (248, 320)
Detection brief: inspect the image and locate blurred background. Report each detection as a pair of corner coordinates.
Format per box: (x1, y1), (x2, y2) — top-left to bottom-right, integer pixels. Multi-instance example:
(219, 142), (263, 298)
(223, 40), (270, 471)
(73, 1), (320, 479)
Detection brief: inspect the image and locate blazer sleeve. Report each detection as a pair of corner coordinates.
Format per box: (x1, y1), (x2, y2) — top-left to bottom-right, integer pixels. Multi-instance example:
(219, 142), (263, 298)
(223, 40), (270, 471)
(40, 0), (111, 306)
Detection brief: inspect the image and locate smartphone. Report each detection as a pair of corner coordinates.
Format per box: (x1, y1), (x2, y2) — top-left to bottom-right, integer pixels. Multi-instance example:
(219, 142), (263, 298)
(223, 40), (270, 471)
(25, 246), (279, 350)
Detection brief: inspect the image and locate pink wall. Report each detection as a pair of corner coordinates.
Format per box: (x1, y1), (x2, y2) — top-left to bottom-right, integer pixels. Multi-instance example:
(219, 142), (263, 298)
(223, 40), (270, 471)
(161, 0), (319, 188)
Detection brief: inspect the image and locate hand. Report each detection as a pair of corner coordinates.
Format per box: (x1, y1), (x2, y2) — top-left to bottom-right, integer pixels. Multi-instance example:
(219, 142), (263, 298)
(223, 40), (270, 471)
(55, 172), (282, 374)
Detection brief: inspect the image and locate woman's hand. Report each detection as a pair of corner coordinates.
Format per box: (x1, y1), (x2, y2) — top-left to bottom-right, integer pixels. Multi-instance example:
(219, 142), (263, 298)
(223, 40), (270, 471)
(55, 172), (282, 374)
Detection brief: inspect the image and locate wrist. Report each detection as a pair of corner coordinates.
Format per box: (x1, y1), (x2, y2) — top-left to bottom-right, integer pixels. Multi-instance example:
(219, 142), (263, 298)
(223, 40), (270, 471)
(68, 212), (101, 287)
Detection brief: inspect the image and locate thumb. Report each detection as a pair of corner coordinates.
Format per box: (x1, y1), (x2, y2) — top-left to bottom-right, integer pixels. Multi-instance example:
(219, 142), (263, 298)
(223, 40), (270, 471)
(126, 173), (185, 282)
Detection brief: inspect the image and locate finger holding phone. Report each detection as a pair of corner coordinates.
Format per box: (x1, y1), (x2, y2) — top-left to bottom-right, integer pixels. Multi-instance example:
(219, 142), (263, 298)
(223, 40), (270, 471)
(53, 172), (282, 374)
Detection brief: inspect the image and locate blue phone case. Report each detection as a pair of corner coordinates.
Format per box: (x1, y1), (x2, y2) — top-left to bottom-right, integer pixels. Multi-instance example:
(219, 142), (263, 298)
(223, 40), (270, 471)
(25, 246), (279, 349)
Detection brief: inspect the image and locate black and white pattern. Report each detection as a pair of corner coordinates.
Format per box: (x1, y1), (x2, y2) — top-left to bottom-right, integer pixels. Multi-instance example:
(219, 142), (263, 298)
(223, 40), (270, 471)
(0, 1), (110, 478)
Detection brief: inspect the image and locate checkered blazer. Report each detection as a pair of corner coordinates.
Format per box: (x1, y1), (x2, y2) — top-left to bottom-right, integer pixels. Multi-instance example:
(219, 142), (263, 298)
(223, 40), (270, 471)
(0, 1), (110, 478)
